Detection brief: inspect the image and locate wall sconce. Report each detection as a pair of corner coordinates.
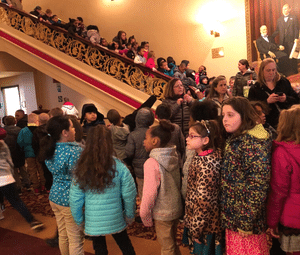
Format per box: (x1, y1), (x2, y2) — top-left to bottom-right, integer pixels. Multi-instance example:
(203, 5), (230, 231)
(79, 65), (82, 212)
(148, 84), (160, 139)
(210, 30), (220, 37)
(212, 47), (224, 59)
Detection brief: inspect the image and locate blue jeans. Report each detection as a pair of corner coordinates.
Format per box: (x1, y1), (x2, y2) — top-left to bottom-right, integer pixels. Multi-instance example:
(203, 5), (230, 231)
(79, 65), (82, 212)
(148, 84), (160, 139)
(0, 183), (34, 223)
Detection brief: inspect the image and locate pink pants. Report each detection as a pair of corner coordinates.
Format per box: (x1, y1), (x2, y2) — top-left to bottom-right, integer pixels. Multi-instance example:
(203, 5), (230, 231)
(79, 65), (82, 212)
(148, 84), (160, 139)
(226, 229), (269, 255)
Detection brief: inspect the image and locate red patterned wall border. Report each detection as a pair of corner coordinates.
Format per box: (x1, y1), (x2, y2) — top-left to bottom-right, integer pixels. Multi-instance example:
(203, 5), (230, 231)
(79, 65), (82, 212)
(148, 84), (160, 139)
(0, 30), (142, 109)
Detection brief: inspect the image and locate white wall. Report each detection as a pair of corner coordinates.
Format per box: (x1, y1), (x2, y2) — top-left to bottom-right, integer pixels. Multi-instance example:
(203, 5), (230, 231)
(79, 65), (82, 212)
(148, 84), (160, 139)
(23, 0), (247, 79)
(0, 72), (38, 116)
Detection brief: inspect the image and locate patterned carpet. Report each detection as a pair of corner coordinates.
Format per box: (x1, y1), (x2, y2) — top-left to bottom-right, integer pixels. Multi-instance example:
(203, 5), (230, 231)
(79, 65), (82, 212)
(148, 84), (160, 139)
(4, 189), (185, 245)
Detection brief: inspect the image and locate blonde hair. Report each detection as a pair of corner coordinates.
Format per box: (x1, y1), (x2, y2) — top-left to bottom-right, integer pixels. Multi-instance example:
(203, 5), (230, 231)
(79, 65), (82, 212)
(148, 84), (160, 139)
(258, 58), (280, 86)
(28, 113), (38, 124)
(148, 51), (155, 59)
(276, 105), (300, 144)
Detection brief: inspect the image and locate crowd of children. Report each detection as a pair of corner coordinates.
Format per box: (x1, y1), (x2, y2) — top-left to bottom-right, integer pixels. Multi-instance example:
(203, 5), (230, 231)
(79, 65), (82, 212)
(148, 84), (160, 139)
(0, 89), (299, 255)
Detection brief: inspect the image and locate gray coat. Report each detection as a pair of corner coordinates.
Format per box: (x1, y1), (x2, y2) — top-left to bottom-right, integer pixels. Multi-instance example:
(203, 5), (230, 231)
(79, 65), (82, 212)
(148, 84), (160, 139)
(125, 108), (153, 179)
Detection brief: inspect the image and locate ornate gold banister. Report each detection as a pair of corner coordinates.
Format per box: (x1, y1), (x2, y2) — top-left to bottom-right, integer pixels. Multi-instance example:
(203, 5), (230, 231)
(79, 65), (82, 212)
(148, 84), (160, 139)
(0, 3), (171, 99)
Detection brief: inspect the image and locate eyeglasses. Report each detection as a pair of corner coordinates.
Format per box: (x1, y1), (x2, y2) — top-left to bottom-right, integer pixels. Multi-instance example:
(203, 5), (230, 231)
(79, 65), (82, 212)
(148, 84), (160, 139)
(186, 134), (202, 139)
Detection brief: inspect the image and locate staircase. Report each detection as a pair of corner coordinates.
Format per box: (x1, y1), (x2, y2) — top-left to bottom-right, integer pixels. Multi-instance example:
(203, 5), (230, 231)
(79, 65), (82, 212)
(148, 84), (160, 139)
(0, 4), (170, 115)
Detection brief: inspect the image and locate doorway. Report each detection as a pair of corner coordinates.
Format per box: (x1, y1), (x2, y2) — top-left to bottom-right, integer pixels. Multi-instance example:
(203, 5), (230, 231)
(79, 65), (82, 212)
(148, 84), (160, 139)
(1, 86), (21, 116)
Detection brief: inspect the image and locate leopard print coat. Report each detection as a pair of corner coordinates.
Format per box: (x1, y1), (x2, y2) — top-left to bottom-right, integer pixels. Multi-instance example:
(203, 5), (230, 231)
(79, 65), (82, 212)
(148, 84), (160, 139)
(184, 149), (222, 242)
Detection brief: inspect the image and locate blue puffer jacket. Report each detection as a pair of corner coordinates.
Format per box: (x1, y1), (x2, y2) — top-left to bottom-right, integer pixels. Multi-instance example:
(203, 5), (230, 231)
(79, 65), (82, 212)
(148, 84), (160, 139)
(70, 158), (137, 236)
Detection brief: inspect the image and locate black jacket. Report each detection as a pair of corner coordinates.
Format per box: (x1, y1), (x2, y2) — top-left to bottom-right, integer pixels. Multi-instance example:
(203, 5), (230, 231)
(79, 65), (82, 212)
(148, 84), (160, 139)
(248, 77), (299, 128)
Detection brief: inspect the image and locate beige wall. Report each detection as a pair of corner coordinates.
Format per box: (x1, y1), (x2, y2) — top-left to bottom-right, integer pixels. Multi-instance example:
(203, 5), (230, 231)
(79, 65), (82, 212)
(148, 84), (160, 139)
(23, 0), (247, 79)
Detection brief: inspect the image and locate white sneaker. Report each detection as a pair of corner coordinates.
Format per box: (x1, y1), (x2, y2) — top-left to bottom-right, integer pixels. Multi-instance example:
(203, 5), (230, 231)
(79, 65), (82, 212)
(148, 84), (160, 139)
(0, 210), (4, 220)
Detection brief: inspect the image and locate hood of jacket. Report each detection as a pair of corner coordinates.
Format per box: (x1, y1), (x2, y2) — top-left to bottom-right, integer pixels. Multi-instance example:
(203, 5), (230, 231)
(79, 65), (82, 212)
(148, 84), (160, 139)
(135, 108), (154, 128)
(62, 104), (75, 110)
(247, 123), (269, 140)
(273, 141), (300, 165)
(149, 146), (178, 173)
(4, 125), (21, 136)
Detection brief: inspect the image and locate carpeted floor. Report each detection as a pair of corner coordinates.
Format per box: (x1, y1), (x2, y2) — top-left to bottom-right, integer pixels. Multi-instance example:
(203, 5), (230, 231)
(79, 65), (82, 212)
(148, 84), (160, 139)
(0, 227), (93, 255)
(4, 189), (185, 245)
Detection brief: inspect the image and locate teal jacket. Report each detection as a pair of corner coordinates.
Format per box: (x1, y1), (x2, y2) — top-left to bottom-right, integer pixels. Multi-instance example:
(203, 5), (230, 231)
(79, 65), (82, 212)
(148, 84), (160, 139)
(17, 126), (36, 158)
(45, 142), (83, 206)
(70, 158), (137, 236)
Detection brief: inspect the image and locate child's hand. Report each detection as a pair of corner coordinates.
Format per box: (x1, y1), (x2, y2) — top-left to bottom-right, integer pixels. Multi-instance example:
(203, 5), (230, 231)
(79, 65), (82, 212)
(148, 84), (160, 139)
(270, 227), (280, 239)
(125, 216), (134, 226)
(237, 228), (253, 237)
(194, 239), (202, 244)
(140, 216), (153, 227)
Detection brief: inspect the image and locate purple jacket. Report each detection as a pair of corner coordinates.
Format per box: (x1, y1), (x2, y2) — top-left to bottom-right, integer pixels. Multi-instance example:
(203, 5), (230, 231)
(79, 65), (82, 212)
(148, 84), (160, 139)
(267, 141), (300, 229)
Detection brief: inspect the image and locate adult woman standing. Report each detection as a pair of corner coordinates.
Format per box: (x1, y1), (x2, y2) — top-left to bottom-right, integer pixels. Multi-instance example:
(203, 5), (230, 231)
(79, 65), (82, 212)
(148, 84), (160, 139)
(163, 79), (193, 137)
(248, 58), (299, 128)
(112, 30), (127, 50)
(221, 97), (272, 255)
(232, 59), (257, 97)
(207, 76), (230, 116)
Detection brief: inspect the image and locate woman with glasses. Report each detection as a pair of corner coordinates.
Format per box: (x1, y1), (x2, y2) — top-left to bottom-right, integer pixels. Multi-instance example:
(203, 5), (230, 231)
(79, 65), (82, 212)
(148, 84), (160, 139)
(163, 79), (193, 137)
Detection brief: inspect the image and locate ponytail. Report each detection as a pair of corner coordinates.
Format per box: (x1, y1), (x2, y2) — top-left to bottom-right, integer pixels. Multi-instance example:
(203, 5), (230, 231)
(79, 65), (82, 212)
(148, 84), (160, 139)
(40, 116), (71, 160)
(149, 120), (175, 147)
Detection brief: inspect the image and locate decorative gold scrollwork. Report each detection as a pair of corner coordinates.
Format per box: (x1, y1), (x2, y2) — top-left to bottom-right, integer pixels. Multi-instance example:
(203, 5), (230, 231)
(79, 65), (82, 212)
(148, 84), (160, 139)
(20, 17), (35, 36)
(65, 40), (86, 60)
(0, 7), (9, 24)
(49, 31), (67, 51)
(84, 46), (106, 69)
(0, 7), (167, 99)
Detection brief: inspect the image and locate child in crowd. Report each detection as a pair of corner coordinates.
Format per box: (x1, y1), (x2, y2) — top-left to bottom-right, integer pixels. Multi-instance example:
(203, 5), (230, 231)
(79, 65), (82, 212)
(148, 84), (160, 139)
(125, 107), (154, 200)
(145, 51), (156, 70)
(184, 120), (222, 255)
(86, 25), (101, 45)
(4, 115), (30, 192)
(107, 109), (130, 160)
(127, 42), (138, 60)
(61, 97), (79, 118)
(140, 120), (182, 255)
(0, 127), (44, 231)
(227, 76), (235, 96)
(167, 56), (176, 69)
(157, 57), (175, 77)
(134, 46), (146, 64)
(32, 113), (52, 191)
(195, 65), (207, 84)
(49, 107), (64, 118)
(181, 100), (219, 199)
(80, 103), (105, 139)
(41, 116), (84, 255)
(267, 105), (300, 255)
(197, 75), (209, 92)
(155, 104), (185, 170)
(221, 97), (272, 254)
(100, 38), (109, 48)
(17, 113), (46, 194)
(251, 101), (277, 140)
(118, 42), (131, 56)
(141, 41), (149, 60)
(70, 125), (136, 255)
(145, 51), (157, 77)
(128, 35), (136, 45)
